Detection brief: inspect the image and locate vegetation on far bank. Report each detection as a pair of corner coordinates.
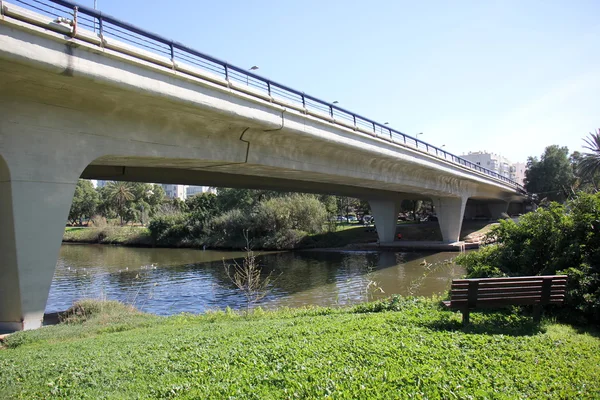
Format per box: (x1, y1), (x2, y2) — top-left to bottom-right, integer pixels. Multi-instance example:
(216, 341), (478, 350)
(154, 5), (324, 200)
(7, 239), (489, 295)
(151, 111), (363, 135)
(63, 219), (498, 250)
(1, 298), (599, 399)
(457, 192), (600, 325)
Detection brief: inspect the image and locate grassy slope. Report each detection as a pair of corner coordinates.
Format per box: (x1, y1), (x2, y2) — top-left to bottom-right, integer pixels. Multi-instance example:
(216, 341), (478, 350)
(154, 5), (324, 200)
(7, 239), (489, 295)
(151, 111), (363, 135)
(1, 298), (599, 399)
(63, 226), (152, 246)
(303, 220), (497, 248)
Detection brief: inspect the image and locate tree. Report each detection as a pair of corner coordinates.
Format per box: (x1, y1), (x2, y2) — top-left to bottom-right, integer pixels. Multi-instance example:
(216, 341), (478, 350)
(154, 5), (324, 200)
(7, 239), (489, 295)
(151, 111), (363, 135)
(106, 181), (135, 225)
(577, 130), (600, 189)
(401, 200), (423, 221)
(68, 179), (99, 225)
(524, 145), (575, 202)
(186, 192), (219, 223)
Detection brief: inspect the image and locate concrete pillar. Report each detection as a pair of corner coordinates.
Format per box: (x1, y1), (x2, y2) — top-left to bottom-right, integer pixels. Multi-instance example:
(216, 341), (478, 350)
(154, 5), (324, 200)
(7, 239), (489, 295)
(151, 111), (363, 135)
(432, 196), (468, 243)
(369, 200), (401, 243)
(488, 201), (509, 219)
(0, 156), (81, 331)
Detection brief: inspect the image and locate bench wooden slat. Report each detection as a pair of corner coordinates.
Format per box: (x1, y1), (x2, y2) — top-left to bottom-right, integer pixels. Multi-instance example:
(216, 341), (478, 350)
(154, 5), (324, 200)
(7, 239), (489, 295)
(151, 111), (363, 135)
(451, 290), (564, 300)
(444, 275), (567, 325)
(450, 285), (566, 294)
(447, 297), (565, 308)
(451, 280), (566, 290)
(452, 275), (567, 284)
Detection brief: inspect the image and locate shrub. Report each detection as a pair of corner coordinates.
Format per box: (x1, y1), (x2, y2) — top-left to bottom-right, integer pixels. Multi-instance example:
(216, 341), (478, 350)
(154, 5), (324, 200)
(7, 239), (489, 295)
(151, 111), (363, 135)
(206, 209), (249, 247)
(456, 192), (600, 324)
(148, 213), (189, 245)
(254, 194), (327, 234)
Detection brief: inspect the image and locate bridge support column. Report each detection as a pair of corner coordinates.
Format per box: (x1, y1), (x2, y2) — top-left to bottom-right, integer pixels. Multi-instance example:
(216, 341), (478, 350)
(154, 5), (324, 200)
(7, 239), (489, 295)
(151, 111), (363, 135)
(488, 201), (509, 219)
(0, 156), (82, 331)
(433, 196), (468, 243)
(369, 200), (401, 243)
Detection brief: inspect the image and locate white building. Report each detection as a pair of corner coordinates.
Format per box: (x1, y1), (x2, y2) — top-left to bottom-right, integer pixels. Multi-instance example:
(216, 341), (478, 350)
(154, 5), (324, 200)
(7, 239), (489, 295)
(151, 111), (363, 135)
(513, 162), (527, 186)
(186, 185), (216, 198)
(161, 184), (187, 200)
(461, 151), (517, 181)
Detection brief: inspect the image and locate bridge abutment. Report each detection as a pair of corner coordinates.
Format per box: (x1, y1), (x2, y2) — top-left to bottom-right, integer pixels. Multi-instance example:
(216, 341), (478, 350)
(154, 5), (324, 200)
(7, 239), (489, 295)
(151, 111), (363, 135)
(433, 196), (469, 243)
(369, 200), (401, 243)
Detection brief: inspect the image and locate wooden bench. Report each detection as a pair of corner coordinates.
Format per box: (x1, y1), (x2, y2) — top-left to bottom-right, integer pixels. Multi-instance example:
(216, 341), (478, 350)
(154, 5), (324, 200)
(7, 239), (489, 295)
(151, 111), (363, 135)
(443, 275), (567, 325)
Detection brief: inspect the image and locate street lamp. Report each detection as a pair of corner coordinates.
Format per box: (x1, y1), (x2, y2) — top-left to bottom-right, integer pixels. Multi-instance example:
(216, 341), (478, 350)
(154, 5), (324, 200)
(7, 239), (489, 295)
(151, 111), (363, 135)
(332, 101), (339, 104)
(247, 66), (259, 85)
(384, 122), (389, 125)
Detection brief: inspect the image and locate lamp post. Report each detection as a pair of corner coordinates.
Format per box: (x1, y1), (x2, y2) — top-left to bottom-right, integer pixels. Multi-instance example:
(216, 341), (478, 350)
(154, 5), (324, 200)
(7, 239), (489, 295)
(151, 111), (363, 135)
(247, 65), (259, 85)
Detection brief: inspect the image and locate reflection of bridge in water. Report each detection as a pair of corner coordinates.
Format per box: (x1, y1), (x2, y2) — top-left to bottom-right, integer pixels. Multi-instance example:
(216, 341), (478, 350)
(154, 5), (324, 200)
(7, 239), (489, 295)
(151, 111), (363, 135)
(1, 0), (519, 330)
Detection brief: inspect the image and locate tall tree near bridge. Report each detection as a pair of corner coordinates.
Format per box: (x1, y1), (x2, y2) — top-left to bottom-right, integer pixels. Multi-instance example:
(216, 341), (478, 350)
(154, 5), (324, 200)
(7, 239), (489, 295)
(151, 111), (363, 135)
(576, 130), (600, 190)
(68, 179), (99, 225)
(106, 181), (135, 225)
(524, 145), (575, 202)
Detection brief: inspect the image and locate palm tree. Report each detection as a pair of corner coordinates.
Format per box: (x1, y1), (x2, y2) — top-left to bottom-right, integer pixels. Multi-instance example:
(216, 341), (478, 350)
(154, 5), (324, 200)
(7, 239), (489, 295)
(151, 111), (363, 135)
(578, 130), (600, 188)
(106, 181), (135, 225)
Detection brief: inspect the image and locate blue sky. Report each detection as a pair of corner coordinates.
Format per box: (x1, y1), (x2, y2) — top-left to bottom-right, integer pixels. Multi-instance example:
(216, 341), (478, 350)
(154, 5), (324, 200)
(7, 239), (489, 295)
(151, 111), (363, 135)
(83, 0), (598, 163)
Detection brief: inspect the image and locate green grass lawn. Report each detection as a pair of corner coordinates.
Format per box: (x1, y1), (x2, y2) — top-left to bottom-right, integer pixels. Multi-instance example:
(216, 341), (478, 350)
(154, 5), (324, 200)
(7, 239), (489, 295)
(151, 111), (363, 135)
(1, 298), (598, 399)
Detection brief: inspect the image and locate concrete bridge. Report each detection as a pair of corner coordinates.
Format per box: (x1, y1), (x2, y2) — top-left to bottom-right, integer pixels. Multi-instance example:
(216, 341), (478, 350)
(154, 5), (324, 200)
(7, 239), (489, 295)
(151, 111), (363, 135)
(0, 0), (525, 330)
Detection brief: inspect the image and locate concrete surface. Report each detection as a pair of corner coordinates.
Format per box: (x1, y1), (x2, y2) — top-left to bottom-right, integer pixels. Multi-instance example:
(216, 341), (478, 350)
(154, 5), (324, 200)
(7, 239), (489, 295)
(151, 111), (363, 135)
(0, 3), (524, 330)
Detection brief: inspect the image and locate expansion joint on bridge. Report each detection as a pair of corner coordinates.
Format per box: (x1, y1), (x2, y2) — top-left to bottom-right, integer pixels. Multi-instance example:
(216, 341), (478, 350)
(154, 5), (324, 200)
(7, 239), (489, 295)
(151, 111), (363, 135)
(263, 109), (286, 133)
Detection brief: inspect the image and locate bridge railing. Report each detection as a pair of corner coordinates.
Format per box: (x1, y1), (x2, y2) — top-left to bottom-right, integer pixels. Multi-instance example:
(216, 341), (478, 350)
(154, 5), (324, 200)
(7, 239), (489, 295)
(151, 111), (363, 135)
(6, 0), (526, 193)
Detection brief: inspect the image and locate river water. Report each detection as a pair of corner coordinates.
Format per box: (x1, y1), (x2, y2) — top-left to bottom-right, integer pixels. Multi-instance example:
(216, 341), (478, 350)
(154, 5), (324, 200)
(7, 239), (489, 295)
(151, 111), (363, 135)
(46, 244), (465, 315)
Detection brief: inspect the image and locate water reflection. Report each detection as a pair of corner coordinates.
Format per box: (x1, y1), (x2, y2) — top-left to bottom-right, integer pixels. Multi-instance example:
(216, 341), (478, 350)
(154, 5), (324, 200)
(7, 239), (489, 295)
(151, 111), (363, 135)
(47, 244), (465, 315)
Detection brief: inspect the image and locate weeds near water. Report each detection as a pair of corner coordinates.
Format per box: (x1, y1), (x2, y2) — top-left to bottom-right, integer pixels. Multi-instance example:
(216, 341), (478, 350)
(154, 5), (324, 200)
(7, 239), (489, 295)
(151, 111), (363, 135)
(224, 231), (279, 312)
(407, 258), (456, 296)
(363, 263), (385, 302)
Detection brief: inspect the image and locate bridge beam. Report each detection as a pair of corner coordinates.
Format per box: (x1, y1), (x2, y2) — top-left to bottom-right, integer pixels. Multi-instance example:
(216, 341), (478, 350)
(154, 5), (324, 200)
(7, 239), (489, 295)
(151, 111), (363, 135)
(369, 200), (401, 243)
(433, 196), (469, 243)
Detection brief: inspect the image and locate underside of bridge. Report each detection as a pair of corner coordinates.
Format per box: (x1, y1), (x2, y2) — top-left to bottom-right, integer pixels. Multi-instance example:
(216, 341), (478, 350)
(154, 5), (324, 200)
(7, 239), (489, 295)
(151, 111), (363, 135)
(0, 9), (525, 331)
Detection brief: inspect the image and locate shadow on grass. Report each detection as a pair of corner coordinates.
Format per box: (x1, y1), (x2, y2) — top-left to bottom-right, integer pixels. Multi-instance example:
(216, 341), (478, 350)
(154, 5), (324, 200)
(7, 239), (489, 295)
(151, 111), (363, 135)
(422, 308), (547, 336)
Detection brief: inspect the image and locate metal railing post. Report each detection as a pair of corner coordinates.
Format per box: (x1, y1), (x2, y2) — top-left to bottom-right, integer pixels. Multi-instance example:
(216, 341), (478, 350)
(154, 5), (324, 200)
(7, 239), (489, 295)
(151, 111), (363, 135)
(224, 64), (229, 81)
(71, 6), (78, 37)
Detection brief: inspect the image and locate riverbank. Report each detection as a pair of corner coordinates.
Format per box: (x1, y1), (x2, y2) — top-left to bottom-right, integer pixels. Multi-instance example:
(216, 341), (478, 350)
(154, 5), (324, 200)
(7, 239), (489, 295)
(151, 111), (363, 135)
(1, 298), (598, 398)
(63, 220), (498, 250)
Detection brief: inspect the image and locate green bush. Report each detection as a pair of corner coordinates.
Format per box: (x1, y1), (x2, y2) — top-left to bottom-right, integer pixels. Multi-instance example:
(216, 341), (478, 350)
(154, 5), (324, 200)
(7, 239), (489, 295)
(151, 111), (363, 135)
(206, 209), (250, 248)
(456, 192), (600, 324)
(148, 213), (190, 245)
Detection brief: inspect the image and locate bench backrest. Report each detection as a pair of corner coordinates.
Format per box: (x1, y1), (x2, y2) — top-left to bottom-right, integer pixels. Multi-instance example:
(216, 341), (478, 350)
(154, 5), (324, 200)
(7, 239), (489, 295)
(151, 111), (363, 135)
(449, 275), (567, 309)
